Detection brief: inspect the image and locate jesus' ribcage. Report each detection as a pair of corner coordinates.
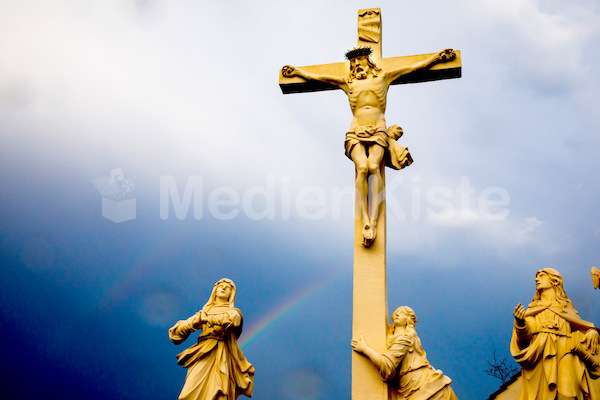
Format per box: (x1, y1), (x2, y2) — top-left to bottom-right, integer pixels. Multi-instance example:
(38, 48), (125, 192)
(347, 81), (388, 115)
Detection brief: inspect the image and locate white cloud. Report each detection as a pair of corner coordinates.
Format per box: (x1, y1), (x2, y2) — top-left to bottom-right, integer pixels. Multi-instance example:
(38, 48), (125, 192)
(521, 216), (543, 233)
(472, 0), (600, 93)
(427, 208), (481, 226)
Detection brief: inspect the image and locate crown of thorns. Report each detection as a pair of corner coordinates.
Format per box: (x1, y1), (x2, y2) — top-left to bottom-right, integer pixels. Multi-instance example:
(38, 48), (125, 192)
(345, 46), (372, 60)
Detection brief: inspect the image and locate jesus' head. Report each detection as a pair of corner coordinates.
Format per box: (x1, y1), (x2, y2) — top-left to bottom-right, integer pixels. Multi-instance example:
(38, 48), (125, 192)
(345, 46), (381, 81)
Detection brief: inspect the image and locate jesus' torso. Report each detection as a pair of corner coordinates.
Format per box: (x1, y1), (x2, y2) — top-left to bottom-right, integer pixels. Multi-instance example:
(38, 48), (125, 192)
(345, 73), (389, 131)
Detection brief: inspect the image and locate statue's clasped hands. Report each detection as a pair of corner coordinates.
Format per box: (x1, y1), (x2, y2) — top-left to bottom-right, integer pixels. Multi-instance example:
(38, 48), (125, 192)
(195, 310), (213, 328)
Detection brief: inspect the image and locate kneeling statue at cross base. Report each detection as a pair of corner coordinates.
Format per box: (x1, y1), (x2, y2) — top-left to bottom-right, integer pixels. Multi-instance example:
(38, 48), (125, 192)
(282, 47), (455, 247)
(352, 306), (458, 400)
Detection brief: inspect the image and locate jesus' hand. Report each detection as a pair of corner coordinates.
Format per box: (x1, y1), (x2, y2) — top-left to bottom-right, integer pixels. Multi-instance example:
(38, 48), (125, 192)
(281, 65), (298, 77)
(438, 49), (456, 62)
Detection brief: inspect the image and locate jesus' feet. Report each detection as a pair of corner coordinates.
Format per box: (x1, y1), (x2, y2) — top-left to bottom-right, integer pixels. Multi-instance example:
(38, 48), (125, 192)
(362, 224), (377, 247)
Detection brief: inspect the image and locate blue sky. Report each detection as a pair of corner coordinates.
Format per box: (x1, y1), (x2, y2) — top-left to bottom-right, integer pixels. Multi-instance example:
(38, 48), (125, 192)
(1, 0), (600, 399)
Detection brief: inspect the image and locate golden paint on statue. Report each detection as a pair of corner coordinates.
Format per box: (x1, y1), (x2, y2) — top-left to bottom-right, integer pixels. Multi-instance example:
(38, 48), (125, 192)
(511, 269), (600, 400)
(282, 47), (455, 246)
(169, 279), (254, 400)
(591, 266), (600, 289)
(279, 15), (461, 246)
(352, 306), (459, 400)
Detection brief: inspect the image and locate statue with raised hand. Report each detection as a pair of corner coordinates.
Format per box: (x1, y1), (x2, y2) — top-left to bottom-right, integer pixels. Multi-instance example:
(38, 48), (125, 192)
(511, 268), (600, 400)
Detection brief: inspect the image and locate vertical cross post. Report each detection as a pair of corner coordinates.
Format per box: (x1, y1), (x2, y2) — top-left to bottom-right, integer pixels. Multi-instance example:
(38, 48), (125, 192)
(352, 9), (388, 400)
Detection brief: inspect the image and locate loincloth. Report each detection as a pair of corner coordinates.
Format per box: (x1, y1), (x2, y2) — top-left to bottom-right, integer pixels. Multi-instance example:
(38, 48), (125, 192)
(345, 125), (389, 158)
(345, 124), (413, 170)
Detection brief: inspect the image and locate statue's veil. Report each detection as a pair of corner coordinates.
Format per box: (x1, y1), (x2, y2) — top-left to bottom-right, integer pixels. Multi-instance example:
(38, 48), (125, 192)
(202, 278), (237, 311)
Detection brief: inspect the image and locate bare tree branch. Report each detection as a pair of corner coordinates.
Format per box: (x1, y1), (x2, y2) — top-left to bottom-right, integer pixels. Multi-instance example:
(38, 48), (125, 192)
(485, 349), (519, 383)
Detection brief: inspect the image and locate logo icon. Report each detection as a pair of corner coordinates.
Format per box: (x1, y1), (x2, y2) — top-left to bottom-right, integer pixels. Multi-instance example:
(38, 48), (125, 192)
(92, 168), (136, 223)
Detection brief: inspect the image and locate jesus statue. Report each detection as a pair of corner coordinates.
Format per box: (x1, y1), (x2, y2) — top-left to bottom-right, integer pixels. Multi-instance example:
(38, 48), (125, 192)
(282, 47), (456, 246)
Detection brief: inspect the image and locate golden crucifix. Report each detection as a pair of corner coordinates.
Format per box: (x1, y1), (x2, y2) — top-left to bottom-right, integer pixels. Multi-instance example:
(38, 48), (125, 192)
(280, 8), (461, 400)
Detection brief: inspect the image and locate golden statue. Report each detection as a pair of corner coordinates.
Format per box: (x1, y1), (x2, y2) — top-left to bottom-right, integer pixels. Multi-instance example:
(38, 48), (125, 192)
(591, 267), (600, 289)
(511, 268), (600, 400)
(282, 47), (455, 247)
(351, 306), (458, 400)
(169, 278), (254, 400)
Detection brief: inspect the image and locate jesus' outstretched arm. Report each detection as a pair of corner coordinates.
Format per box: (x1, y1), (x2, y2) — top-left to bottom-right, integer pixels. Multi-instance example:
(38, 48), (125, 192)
(281, 65), (347, 89)
(385, 49), (456, 84)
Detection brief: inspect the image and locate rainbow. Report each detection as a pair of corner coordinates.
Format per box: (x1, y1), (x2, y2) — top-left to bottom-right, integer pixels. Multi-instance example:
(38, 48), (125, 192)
(98, 234), (341, 349)
(238, 276), (335, 349)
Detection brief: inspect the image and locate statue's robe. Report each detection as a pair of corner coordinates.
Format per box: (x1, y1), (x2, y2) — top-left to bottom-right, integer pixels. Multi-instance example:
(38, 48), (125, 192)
(379, 331), (458, 400)
(511, 302), (600, 400)
(169, 308), (254, 400)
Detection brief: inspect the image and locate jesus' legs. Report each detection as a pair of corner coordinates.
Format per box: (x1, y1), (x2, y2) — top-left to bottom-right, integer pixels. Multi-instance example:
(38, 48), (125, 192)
(350, 143), (385, 247)
(368, 144), (385, 229)
(351, 145), (370, 241)
(366, 145), (385, 241)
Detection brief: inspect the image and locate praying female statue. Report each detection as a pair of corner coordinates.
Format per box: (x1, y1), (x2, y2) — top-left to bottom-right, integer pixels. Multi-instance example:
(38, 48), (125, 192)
(511, 268), (600, 400)
(169, 278), (254, 400)
(351, 306), (458, 400)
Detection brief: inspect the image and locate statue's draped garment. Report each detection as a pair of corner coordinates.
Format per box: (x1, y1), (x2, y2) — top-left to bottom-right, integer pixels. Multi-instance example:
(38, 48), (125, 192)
(511, 302), (600, 400)
(344, 124), (413, 171)
(379, 331), (458, 400)
(169, 308), (254, 400)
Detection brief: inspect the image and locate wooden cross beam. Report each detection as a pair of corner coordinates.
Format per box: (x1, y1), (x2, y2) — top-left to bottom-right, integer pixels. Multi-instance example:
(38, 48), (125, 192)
(280, 52), (461, 94)
(279, 9), (461, 94)
(280, 8), (461, 400)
